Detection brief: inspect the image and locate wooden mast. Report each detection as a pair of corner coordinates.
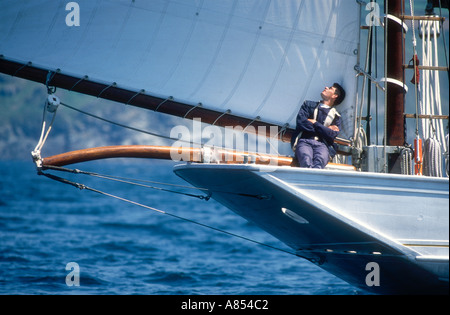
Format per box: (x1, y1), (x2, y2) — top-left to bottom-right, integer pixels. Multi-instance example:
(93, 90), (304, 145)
(385, 0), (406, 173)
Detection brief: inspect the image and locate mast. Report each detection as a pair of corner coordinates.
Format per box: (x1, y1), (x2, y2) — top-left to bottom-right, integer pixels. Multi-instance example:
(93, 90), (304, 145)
(385, 0), (406, 172)
(386, 0), (405, 146)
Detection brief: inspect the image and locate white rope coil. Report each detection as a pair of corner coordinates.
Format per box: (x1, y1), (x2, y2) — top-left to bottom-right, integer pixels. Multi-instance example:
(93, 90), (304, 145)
(423, 138), (443, 177)
(401, 148), (414, 175)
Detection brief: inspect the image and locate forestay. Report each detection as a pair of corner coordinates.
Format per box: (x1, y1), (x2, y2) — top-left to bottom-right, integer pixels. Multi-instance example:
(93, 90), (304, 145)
(0, 0), (360, 140)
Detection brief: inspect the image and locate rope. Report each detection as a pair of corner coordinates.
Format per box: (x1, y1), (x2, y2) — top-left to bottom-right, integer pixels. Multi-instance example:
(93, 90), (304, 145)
(409, 0), (421, 139)
(354, 21), (374, 144)
(400, 147), (414, 175)
(416, 3), (447, 177)
(383, 0), (389, 173)
(423, 138), (443, 177)
(42, 164), (272, 200)
(354, 124), (368, 150)
(433, 0), (449, 82)
(37, 168), (299, 258)
(59, 102), (196, 146)
(42, 164), (211, 201)
(419, 12), (447, 154)
(446, 133), (449, 177)
(59, 101), (281, 162)
(31, 94), (60, 167)
(38, 166), (400, 261)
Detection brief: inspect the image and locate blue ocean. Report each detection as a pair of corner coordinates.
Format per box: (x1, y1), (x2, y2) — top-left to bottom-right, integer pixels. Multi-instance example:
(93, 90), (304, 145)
(0, 160), (359, 295)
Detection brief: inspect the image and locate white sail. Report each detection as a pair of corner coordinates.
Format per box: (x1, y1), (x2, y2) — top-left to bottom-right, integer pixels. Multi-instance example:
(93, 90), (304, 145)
(0, 0), (360, 139)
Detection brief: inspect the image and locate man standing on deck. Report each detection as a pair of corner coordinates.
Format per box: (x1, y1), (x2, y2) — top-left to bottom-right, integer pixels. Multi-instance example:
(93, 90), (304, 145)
(291, 83), (346, 169)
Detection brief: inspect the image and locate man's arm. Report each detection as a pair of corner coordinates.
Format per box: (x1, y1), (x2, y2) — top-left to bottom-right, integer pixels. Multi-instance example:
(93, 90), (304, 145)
(296, 101), (316, 132)
(308, 119), (339, 131)
(311, 116), (341, 144)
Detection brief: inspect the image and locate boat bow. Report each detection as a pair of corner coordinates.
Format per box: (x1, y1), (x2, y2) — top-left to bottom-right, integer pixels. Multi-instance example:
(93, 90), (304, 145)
(174, 163), (449, 294)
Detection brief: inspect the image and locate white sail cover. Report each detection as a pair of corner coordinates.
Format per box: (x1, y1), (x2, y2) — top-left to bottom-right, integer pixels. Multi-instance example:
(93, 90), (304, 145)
(0, 0), (360, 139)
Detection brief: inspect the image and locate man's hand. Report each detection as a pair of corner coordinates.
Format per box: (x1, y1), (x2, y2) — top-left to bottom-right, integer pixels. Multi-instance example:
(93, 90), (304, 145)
(308, 119), (339, 132)
(328, 125), (339, 132)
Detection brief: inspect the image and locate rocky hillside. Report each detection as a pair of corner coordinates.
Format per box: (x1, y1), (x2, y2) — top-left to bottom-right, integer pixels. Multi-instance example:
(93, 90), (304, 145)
(0, 74), (183, 160)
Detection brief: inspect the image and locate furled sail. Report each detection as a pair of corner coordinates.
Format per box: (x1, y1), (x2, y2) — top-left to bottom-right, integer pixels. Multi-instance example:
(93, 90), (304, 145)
(0, 0), (360, 141)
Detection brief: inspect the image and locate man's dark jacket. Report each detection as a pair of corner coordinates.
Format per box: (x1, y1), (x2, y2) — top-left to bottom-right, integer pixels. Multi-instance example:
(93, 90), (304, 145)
(290, 100), (341, 158)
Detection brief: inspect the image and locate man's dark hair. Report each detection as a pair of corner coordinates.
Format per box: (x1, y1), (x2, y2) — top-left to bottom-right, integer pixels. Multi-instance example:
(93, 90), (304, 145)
(332, 83), (346, 105)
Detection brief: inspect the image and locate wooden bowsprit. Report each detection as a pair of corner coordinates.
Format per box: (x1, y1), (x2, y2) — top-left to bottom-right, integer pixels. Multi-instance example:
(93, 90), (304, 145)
(40, 145), (295, 167)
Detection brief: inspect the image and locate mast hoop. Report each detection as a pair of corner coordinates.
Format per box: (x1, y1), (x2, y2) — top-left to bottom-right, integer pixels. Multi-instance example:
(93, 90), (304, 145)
(385, 14), (409, 32)
(379, 77), (409, 93)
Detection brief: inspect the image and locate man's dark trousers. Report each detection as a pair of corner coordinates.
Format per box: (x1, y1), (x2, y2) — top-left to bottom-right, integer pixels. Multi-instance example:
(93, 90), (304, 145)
(295, 138), (329, 169)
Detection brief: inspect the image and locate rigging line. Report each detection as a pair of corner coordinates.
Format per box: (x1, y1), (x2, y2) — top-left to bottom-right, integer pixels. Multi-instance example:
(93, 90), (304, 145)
(90, 174), (211, 201)
(42, 164), (269, 201)
(409, 0), (421, 138)
(265, 137), (281, 157)
(44, 165), (210, 192)
(382, 0), (389, 173)
(34, 106), (49, 154)
(58, 101), (276, 158)
(34, 99), (59, 154)
(366, 3), (374, 145)
(355, 22), (374, 144)
(38, 169), (298, 258)
(375, 0), (380, 145)
(42, 164), (210, 200)
(437, 0), (449, 81)
(58, 101), (289, 164)
(59, 101), (200, 146)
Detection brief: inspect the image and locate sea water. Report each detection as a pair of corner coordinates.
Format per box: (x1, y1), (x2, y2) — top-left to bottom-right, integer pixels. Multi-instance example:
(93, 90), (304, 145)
(0, 160), (359, 295)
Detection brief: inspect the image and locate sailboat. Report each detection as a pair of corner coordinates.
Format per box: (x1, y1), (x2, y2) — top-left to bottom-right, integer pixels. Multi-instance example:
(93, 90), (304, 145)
(0, 0), (448, 294)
